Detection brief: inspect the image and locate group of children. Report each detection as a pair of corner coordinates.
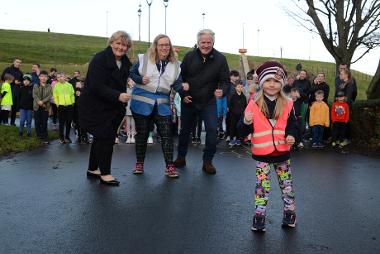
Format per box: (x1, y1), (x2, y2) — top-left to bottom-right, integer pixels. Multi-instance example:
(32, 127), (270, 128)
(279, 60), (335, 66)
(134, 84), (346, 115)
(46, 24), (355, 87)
(0, 69), (88, 144)
(289, 86), (350, 149)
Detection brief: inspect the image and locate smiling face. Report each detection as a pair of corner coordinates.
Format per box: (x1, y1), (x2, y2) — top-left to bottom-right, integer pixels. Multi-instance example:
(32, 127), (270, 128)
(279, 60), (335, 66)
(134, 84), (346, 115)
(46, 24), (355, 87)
(263, 78), (282, 97)
(157, 37), (171, 60)
(198, 34), (214, 56)
(110, 38), (129, 60)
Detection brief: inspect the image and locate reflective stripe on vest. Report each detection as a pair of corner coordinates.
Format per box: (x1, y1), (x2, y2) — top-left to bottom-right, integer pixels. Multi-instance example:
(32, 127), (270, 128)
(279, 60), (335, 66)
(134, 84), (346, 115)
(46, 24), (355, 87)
(132, 95), (169, 105)
(249, 99), (293, 155)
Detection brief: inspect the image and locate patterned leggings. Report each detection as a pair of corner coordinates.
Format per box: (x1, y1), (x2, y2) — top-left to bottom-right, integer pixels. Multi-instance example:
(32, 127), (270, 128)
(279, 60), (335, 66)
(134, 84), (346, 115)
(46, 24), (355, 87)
(254, 160), (296, 216)
(133, 112), (173, 165)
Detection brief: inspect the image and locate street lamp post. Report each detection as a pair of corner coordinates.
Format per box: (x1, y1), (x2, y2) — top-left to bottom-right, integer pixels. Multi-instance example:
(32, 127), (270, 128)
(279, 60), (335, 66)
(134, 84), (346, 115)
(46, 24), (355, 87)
(146, 0), (153, 43)
(202, 12), (205, 29)
(257, 29), (260, 56)
(138, 4), (142, 41)
(163, 0), (169, 35)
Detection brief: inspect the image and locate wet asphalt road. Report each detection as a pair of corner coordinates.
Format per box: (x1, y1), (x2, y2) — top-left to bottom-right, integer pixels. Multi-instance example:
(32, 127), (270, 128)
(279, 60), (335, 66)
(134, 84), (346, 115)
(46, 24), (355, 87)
(0, 138), (380, 254)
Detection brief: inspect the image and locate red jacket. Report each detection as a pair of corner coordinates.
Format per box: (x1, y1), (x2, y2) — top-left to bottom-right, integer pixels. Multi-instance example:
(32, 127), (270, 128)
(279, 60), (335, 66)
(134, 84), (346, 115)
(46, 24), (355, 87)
(331, 101), (349, 123)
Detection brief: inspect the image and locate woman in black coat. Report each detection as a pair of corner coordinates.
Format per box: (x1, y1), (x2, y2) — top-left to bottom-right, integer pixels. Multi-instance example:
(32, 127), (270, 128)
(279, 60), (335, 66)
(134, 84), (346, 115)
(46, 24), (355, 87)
(79, 31), (132, 186)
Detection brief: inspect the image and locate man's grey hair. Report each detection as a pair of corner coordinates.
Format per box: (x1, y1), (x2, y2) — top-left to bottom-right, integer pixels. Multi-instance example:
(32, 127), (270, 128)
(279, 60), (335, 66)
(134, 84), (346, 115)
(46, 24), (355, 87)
(197, 29), (215, 44)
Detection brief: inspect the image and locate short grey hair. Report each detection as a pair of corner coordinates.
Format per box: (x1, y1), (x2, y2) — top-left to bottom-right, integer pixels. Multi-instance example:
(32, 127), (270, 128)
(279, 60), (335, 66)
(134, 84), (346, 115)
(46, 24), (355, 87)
(107, 30), (133, 50)
(197, 29), (215, 44)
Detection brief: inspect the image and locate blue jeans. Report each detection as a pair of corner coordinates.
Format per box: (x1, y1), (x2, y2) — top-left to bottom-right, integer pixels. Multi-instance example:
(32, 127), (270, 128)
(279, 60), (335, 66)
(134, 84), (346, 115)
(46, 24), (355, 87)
(312, 125), (324, 144)
(178, 103), (217, 162)
(19, 109), (33, 134)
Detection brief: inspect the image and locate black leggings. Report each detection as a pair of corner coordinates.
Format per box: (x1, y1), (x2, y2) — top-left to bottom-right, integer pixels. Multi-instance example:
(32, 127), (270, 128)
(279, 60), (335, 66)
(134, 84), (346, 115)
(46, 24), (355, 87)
(133, 111), (173, 165)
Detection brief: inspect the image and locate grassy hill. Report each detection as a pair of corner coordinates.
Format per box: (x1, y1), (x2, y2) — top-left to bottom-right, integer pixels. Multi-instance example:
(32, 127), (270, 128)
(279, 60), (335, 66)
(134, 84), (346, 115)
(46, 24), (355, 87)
(0, 29), (373, 100)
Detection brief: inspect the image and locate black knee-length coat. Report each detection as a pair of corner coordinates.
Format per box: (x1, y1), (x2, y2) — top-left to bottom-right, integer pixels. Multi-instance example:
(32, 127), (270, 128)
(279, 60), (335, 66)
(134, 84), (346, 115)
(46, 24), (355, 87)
(79, 46), (131, 139)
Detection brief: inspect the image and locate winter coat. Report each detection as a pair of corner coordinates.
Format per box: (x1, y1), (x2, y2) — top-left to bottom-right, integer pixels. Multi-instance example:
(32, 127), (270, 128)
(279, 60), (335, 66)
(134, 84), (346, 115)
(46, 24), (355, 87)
(179, 48), (230, 109)
(79, 46), (131, 139)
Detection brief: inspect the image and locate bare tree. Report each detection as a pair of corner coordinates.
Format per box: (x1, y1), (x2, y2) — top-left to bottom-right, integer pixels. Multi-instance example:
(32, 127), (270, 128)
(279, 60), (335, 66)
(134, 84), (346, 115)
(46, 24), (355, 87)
(288, 0), (380, 98)
(366, 59), (380, 99)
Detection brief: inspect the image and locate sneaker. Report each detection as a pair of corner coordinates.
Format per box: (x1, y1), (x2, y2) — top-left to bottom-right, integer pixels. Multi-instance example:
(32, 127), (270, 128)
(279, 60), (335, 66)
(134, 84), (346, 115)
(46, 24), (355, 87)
(133, 162), (144, 174)
(59, 139), (66, 144)
(225, 136), (230, 143)
(317, 143), (325, 148)
(229, 139), (236, 147)
(251, 214), (266, 232)
(125, 135), (131, 144)
(236, 140), (242, 146)
(147, 136), (154, 144)
(65, 138), (72, 144)
(174, 157), (186, 167)
(192, 137), (197, 144)
(331, 142), (337, 147)
(115, 137), (119, 144)
(196, 137), (201, 144)
(130, 135), (135, 144)
(165, 163), (179, 178)
(297, 142), (304, 149)
(340, 139), (351, 147)
(311, 143), (318, 148)
(282, 210), (296, 228)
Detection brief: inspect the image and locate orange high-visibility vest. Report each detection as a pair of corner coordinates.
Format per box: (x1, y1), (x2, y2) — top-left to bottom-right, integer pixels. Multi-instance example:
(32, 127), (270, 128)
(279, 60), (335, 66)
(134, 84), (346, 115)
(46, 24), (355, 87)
(247, 99), (293, 156)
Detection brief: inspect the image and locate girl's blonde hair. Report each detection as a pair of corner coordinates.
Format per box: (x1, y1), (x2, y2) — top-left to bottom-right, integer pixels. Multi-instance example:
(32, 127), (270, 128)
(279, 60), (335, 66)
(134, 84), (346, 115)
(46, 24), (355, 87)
(254, 85), (288, 120)
(147, 34), (176, 63)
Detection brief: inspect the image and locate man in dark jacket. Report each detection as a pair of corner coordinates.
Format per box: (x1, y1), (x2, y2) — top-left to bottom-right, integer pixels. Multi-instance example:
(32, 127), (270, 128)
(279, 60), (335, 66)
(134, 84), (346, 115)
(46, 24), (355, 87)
(1, 58), (24, 125)
(174, 29), (230, 174)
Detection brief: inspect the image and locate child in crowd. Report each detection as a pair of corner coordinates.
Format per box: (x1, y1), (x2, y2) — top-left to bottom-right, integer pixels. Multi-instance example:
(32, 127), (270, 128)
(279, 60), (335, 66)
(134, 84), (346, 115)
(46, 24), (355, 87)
(245, 69), (256, 100)
(331, 91), (350, 147)
(216, 89), (227, 140)
(228, 80), (247, 147)
(173, 92), (181, 136)
(125, 78), (136, 144)
(240, 61), (297, 232)
(18, 74), (34, 136)
(290, 87), (304, 149)
(53, 72), (75, 144)
(309, 90), (330, 148)
(33, 71), (52, 143)
(225, 70), (241, 143)
(0, 73), (14, 124)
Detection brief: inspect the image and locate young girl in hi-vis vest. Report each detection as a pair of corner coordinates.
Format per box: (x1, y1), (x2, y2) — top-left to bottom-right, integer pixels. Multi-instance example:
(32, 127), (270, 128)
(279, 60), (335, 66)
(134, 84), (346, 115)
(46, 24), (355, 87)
(240, 61), (298, 232)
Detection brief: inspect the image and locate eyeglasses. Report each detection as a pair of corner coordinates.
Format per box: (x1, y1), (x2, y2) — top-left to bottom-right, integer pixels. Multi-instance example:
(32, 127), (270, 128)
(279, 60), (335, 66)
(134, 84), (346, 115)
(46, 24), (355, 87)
(157, 44), (170, 48)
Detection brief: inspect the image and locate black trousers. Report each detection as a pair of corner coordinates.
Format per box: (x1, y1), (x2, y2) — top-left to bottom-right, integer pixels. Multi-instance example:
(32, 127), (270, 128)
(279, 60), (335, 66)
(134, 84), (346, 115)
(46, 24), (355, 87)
(34, 108), (49, 138)
(51, 103), (58, 124)
(87, 115), (121, 175)
(192, 114), (202, 139)
(58, 105), (73, 139)
(10, 104), (19, 125)
(133, 111), (173, 165)
(229, 112), (243, 139)
(88, 136), (115, 175)
(332, 122), (347, 142)
(0, 110), (10, 124)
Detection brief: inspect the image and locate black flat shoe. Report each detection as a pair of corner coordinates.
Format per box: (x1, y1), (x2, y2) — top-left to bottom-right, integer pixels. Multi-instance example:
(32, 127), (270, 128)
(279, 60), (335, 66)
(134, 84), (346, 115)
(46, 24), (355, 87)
(99, 178), (120, 186)
(87, 171), (101, 178)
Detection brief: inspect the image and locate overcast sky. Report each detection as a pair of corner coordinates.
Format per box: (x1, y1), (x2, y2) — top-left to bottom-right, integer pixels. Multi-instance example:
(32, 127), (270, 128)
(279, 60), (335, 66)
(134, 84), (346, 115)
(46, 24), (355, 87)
(2, 0), (379, 75)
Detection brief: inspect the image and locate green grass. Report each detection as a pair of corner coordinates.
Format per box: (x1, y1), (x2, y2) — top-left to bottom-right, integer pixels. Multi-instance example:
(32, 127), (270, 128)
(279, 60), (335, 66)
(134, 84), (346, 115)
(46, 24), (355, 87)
(0, 125), (58, 157)
(0, 29), (373, 101)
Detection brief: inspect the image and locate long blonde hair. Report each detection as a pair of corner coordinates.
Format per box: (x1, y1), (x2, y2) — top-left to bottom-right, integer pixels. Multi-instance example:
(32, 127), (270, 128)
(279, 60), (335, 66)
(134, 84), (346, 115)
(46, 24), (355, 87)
(147, 34), (176, 63)
(254, 88), (288, 119)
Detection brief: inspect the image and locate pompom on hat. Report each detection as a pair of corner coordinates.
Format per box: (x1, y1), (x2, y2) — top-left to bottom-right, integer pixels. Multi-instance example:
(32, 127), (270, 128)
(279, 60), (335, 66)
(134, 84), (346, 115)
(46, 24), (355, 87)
(23, 74), (32, 81)
(256, 61), (287, 91)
